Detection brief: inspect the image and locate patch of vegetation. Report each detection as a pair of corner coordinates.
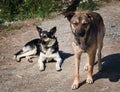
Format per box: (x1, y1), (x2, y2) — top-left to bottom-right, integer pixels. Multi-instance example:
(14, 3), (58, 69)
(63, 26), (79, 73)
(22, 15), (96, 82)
(78, 0), (99, 11)
(0, 0), (59, 22)
(32, 20), (42, 26)
(1, 24), (23, 32)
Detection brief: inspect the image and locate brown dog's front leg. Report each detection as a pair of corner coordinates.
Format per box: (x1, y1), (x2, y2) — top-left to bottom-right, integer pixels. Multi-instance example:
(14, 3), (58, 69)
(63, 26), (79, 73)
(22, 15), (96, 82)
(86, 50), (96, 84)
(71, 42), (82, 90)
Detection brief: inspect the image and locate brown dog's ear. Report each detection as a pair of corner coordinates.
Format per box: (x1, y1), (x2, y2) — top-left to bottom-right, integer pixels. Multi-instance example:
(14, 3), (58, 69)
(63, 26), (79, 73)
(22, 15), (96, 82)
(49, 26), (56, 36)
(86, 12), (94, 21)
(63, 12), (75, 21)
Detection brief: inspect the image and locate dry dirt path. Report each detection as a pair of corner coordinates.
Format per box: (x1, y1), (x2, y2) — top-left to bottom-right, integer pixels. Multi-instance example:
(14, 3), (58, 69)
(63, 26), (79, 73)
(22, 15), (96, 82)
(0, 2), (120, 92)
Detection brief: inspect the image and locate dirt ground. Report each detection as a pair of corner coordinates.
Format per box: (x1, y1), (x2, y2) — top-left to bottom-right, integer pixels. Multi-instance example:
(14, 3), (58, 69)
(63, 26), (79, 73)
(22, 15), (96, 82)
(0, 2), (120, 92)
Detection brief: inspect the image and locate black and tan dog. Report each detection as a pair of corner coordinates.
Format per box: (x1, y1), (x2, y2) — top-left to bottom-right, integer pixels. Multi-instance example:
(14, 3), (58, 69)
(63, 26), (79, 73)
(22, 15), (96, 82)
(64, 11), (105, 89)
(13, 26), (62, 71)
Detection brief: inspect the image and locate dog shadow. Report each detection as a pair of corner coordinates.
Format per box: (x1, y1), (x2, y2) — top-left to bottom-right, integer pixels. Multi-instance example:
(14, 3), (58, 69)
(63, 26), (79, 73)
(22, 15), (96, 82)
(59, 50), (73, 62)
(93, 53), (120, 82)
(59, 50), (73, 67)
(79, 53), (120, 88)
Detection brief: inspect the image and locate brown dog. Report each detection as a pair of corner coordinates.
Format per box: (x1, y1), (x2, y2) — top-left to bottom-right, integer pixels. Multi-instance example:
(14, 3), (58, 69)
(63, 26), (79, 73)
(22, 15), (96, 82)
(64, 11), (105, 89)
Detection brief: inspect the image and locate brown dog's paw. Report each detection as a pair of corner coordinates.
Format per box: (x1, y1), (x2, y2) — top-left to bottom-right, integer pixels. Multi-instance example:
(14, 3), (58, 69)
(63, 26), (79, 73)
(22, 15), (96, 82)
(71, 81), (79, 90)
(86, 78), (93, 84)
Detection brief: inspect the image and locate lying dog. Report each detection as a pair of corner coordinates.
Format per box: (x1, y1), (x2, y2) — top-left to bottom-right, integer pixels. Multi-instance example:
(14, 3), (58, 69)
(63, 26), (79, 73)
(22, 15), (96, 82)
(13, 26), (62, 71)
(37, 26), (62, 71)
(64, 11), (105, 89)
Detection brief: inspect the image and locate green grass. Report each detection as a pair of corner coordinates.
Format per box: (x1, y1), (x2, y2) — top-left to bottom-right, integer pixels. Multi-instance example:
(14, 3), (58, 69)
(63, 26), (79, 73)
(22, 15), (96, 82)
(0, 0), (59, 22)
(2, 24), (23, 32)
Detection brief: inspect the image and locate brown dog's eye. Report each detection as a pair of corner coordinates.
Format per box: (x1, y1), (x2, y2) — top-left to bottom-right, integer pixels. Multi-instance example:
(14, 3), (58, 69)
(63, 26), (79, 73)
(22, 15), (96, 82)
(82, 23), (88, 26)
(73, 23), (79, 26)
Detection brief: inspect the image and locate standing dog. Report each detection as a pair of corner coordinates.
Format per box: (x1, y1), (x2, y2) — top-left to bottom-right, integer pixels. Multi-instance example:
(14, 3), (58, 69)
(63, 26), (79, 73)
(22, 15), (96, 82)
(13, 26), (62, 71)
(64, 11), (105, 89)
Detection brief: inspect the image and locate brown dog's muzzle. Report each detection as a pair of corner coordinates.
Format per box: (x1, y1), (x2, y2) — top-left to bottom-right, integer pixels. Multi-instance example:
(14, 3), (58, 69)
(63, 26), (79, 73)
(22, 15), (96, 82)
(74, 29), (85, 37)
(71, 23), (86, 37)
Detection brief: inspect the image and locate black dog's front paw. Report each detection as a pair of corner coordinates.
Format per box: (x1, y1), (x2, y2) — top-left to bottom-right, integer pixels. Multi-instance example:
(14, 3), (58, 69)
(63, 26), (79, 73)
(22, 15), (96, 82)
(39, 66), (45, 71)
(28, 59), (33, 63)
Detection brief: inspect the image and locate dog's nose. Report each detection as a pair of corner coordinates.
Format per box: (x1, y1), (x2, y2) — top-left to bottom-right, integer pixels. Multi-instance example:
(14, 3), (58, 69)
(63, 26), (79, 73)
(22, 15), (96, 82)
(76, 30), (85, 37)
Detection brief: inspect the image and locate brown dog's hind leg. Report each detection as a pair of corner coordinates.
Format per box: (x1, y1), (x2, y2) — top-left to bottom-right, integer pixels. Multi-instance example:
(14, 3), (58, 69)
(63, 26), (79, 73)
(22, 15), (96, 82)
(71, 42), (82, 90)
(97, 41), (103, 72)
(97, 23), (105, 72)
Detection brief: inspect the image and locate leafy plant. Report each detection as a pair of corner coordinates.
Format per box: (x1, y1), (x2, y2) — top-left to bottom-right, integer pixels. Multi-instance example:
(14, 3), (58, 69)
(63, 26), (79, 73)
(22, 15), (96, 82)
(78, 0), (98, 10)
(0, 0), (59, 22)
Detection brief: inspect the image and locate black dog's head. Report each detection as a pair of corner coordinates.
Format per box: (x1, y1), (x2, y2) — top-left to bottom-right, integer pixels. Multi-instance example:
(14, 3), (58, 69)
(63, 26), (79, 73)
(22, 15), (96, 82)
(64, 11), (93, 37)
(36, 26), (56, 43)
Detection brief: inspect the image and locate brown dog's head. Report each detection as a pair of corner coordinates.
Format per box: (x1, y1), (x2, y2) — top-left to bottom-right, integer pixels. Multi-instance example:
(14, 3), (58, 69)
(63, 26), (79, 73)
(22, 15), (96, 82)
(64, 12), (93, 37)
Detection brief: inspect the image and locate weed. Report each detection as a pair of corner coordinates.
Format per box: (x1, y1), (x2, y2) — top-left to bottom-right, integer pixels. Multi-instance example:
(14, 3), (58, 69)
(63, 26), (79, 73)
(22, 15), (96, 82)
(78, 0), (98, 10)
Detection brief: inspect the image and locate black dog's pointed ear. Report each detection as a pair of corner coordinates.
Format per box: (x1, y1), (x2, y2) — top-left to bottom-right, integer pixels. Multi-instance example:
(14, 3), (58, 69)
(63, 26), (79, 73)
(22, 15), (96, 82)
(49, 26), (56, 36)
(36, 26), (42, 34)
(63, 11), (75, 21)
